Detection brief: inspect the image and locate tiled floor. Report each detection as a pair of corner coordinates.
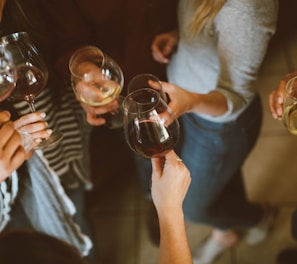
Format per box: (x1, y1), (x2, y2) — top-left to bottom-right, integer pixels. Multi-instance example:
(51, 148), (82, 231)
(87, 4), (297, 264)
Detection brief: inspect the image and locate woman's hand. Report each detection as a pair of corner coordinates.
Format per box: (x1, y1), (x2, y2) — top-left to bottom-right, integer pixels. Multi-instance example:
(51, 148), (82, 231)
(151, 30), (179, 64)
(269, 72), (297, 120)
(151, 150), (191, 215)
(14, 112), (51, 148)
(0, 111), (26, 182)
(161, 82), (197, 118)
(79, 99), (119, 126)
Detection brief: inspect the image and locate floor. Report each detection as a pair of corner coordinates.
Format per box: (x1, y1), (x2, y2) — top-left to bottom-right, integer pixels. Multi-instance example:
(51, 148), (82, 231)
(87, 4), (297, 264)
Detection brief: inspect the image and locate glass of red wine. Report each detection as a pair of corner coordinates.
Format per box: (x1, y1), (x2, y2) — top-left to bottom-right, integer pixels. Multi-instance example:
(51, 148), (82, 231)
(0, 55), (33, 152)
(0, 32), (63, 148)
(122, 88), (179, 158)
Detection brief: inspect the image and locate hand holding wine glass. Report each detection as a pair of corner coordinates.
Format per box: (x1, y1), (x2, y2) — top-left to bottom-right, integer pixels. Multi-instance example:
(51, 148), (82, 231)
(0, 32), (63, 148)
(69, 46), (124, 129)
(122, 88), (180, 158)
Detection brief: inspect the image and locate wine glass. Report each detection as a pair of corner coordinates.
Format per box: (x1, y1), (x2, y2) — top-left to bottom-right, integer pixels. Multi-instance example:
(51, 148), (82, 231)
(69, 46), (124, 129)
(0, 56), (15, 101)
(0, 54), (33, 152)
(128, 73), (167, 102)
(122, 88), (180, 158)
(0, 32), (64, 148)
(283, 76), (297, 135)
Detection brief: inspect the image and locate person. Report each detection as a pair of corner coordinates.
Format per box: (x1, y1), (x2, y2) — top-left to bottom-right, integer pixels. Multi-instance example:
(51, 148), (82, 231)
(0, 229), (89, 264)
(31, 0), (179, 246)
(0, 0), (117, 261)
(0, 150), (192, 264)
(0, 0), (179, 260)
(149, 0), (279, 263)
(269, 71), (297, 264)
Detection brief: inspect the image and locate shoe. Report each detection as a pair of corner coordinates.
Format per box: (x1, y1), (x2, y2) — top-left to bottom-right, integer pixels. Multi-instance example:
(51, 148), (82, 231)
(277, 248), (297, 264)
(193, 238), (226, 264)
(246, 205), (278, 246)
(147, 202), (160, 246)
(193, 230), (239, 264)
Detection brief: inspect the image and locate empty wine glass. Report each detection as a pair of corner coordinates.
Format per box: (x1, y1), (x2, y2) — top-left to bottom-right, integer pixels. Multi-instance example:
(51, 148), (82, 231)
(69, 46), (124, 129)
(128, 73), (167, 102)
(0, 31), (63, 148)
(122, 88), (179, 158)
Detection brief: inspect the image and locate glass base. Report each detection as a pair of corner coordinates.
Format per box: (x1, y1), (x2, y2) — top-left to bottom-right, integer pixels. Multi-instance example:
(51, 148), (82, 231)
(35, 131), (64, 149)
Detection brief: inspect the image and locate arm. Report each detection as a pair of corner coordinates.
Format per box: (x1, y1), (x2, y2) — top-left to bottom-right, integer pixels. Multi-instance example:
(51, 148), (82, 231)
(151, 151), (192, 264)
(161, 81), (228, 118)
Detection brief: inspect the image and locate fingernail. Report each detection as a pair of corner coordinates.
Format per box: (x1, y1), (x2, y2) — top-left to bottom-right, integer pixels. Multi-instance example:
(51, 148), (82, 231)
(35, 138), (42, 143)
(277, 97), (282, 104)
(276, 109), (282, 116)
(271, 113), (277, 119)
(40, 112), (46, 119)
(46, 129), (53, 135)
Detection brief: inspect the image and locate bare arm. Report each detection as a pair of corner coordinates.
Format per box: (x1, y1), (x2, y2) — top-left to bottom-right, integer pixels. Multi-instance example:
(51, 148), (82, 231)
(151, 151), (192, 264)
(162, 82), (228, 118)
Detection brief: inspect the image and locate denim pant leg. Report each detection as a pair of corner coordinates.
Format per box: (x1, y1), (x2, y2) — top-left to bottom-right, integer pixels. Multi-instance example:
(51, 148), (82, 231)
(178, 95), (263, 230)
(133, 153), (152, 199)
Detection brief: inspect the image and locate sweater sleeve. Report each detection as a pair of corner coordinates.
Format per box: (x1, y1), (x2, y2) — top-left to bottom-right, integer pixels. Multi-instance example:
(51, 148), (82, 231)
(214, 0), (278, 119)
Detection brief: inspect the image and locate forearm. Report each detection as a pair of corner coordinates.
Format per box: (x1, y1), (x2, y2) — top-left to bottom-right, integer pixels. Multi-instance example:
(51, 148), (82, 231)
(189, 91), (228, 117)
(158, 209), (192, 264)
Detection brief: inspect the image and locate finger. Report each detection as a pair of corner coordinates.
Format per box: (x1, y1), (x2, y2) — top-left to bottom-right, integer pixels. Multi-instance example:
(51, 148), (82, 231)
(17, 120), (49, 134)
(86, 113), (106, 126)
(14, 112), (46, 129)
(0, 122), (18, 148)
(0, 110), (11, 124)
(3, 131), (23, 160)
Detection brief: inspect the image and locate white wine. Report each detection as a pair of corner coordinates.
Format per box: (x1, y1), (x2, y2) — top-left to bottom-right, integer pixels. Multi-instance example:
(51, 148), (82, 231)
(283, 102), (297, 135)
(76, 81), (121, 106)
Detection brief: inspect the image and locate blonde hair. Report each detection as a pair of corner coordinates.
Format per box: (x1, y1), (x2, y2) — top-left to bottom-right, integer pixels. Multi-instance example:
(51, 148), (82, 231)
(187, 0), (226, 39)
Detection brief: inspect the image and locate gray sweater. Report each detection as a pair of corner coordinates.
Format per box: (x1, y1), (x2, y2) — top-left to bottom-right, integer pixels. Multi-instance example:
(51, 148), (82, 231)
(168, 0), (278, 122)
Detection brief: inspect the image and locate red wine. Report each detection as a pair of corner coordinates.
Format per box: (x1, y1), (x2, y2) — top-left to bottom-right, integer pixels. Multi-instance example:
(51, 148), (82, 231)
(8, 64), (46, 101)
(129, 120), (178, 158)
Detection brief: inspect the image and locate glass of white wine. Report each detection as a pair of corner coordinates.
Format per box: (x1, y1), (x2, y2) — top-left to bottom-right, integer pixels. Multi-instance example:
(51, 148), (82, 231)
(69, 46), (124, 129)
(283, 75), (297, 135)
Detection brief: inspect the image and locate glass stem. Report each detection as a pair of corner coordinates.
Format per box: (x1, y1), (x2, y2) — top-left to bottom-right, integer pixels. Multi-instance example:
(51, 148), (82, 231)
(27, 102), (36, 112)
(25, 95), (36, 112)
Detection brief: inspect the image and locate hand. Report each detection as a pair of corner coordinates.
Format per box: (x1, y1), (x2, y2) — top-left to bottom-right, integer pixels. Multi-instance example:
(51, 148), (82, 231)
(79, 100), (119, 126)
(151, 30), (179, 64)
(269, 72), (297, 120)
(0, 111), (26, 182)
(151, 151), (191, 215)
(161, 81), (194, 118)
(14, 112), (51, 148)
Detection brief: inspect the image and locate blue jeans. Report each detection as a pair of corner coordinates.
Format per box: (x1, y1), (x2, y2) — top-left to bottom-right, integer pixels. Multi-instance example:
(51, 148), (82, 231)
(176, 94), (263, 230)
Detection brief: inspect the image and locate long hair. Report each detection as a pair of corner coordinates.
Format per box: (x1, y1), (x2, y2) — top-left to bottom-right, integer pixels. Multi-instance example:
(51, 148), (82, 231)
(187, 0), (226, 39)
